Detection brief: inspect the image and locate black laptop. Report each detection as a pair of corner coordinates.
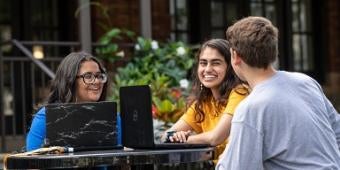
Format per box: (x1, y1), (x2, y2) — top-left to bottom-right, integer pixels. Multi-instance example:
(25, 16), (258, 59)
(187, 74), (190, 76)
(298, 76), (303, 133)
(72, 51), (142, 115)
(45, 101), (122, 151)
(119, 85), (210, 149)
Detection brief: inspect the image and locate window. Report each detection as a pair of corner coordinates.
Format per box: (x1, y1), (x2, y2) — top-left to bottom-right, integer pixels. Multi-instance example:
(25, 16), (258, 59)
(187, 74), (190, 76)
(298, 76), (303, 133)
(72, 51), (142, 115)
(211, 1), (225, 38)
(249, 0), (278, 68)
(211, 0), (237, 38)
(0, 0), (11, 53)
(291, 0), (314, 71)
(170, 0), (238, 43)
(170, 0), (189, 42)
(249, 0), (277, 25)
(30, 0), (59, 41)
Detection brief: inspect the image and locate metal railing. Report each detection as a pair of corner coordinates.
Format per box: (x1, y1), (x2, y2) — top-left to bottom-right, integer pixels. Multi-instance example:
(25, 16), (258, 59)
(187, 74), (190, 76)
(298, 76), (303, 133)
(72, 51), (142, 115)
(0, 40), (80, 152)
(0, 39), (134, 152)
(11, 40), (56, 79)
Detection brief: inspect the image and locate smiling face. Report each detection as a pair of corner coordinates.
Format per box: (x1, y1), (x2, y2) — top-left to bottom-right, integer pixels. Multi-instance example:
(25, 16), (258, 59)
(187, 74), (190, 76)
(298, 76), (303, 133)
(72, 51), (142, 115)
(198, 47), (228, 92)
(75, 60), (104, 102)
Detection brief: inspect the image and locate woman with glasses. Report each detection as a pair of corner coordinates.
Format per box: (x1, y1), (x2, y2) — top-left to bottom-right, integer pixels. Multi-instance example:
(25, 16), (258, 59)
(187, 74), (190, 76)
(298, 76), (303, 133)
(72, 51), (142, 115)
(26, 52), (108, 151)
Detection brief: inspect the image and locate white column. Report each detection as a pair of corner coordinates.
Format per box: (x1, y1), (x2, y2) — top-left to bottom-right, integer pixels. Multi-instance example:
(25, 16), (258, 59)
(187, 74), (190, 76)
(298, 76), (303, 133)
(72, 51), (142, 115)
(140, 0), (152, 38)
(79, 0), (92, 52)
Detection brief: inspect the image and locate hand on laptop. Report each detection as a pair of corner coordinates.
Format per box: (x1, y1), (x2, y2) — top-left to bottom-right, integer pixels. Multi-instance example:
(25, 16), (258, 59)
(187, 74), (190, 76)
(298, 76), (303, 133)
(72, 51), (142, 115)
(168, 130), (191, 143)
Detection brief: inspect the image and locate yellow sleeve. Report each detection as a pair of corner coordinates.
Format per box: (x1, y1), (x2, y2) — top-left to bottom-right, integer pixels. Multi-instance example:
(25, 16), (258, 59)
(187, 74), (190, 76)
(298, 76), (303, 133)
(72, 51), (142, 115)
(224, 87), (248, 116)
(180, 104), (203, 133)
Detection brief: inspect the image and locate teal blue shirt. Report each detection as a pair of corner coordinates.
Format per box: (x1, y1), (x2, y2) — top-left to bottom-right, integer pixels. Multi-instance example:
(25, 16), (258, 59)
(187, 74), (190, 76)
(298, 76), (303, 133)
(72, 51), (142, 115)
(26, 107), (45, 151)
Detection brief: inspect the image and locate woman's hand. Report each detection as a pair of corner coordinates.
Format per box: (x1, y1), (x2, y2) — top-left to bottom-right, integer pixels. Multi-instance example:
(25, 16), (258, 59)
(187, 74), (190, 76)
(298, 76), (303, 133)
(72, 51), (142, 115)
(161, 130), (176, 143)
(161, 120), (193, 143)
(169, 130), (192, 143)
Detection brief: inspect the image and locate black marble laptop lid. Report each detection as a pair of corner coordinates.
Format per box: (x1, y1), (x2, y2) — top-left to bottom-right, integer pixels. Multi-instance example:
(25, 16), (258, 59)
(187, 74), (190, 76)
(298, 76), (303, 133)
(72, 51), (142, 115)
(45, 101), (118, 150)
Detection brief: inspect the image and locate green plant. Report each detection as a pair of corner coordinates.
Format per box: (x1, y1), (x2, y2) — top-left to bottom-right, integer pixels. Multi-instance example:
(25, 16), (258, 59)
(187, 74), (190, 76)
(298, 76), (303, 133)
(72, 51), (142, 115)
(96, 28), (134, 63)
(111, 37), (194, 123)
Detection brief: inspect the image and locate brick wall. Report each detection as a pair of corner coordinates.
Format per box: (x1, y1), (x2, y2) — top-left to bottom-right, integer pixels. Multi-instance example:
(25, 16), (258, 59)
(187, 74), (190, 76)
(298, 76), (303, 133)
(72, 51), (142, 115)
(91, 0), (139, 41)
(151, 0), (171, 41)
(325, 0), (340, 110)
(91, 0), (171, 41)
(328, 0), (340, 72)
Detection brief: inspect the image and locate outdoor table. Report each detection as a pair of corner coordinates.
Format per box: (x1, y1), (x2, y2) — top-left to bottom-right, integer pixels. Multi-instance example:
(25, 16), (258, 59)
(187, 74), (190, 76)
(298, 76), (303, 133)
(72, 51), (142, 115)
(4, 147), (214, 169)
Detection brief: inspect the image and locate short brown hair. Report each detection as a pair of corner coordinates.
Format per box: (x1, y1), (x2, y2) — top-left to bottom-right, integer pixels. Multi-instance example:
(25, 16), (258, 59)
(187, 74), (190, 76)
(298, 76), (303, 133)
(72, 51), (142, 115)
(226, 16), (278, 69)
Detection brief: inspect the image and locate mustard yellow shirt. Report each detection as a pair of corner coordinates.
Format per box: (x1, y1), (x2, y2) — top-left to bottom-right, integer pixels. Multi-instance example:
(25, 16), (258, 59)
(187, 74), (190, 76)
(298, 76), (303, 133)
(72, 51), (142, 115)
(180, 86), (248, 161)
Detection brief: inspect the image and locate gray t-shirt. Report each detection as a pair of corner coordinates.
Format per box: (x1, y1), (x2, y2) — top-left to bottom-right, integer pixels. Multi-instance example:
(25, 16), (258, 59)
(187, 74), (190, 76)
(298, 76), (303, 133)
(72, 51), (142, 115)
(216, 71), (340, 170)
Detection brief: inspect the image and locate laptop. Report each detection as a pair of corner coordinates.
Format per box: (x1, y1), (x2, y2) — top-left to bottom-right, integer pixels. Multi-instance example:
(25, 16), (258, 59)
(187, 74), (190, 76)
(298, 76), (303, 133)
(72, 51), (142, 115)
(45, 101), (122, 151)
(119, 85), (210, 149)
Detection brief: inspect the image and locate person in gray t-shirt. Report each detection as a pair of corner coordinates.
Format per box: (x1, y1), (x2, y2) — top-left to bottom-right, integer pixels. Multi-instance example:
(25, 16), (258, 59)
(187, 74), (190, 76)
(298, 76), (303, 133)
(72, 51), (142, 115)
(216, 16), (340, 170)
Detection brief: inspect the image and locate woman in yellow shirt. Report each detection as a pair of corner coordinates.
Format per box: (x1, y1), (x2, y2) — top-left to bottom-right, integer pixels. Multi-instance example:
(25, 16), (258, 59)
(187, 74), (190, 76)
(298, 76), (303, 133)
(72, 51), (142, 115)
(162, 39), (248, 162)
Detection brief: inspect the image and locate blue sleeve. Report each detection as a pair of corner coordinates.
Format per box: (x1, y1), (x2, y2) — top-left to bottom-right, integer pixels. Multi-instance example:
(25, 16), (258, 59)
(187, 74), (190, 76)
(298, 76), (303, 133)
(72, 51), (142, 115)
(117, 113), (122, 146)
(26, 107), (46, 151)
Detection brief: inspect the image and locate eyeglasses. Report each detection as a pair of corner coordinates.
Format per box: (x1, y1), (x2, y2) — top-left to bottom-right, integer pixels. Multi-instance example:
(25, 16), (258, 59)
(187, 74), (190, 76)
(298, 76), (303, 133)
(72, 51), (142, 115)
(76, 72), (107, 84)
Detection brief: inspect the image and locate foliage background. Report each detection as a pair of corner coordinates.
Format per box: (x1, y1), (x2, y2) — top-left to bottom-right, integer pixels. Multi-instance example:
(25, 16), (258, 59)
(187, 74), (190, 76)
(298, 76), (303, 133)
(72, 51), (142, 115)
(96, 29), (195, 123)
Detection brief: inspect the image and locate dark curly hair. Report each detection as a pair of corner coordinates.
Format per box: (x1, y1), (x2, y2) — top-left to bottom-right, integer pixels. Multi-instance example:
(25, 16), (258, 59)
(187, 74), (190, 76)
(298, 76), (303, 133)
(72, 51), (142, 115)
(188, 39), (244, 123)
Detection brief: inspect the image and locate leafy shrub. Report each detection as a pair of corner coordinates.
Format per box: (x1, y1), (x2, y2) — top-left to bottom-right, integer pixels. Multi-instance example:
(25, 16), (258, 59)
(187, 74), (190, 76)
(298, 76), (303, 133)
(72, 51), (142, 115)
(110, 37), (194, 123)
